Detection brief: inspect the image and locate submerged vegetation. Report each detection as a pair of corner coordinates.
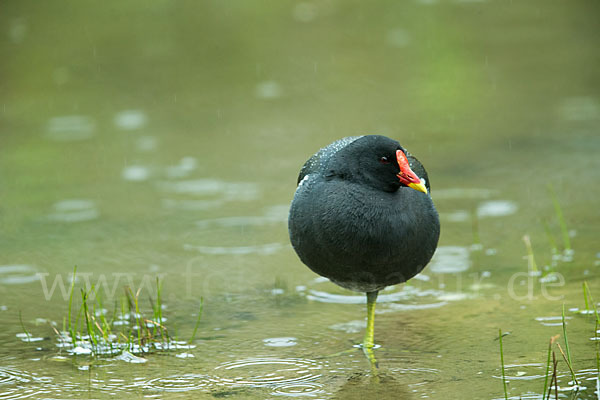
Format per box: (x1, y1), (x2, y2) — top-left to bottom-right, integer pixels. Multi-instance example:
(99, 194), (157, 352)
(19, 266), (204, 359)
(497, 191), (599, 399)
(499, 282), (600, 399)
(498, 329), (508, 400)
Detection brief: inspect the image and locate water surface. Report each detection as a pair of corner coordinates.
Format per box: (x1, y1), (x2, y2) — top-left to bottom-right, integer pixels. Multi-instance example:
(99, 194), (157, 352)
(1, 1), (599, 398)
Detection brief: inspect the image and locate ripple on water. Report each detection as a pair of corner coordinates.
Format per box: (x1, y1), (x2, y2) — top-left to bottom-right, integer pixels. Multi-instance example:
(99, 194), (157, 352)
(439, 210), (470, 222)
(329, 320), (365, 333)
(429, 246), (470, 274)
(0, 367), (35, 385)
(47, 199), (99, 222)
(255, 80), (282, 99)
(45, 115), (95, 141)
(157, 179), (259, 201)
(306, 278), (449, 307)
(306, 290), (416, 304)
(492, 363), (546, 381)
(380, 301), (448, 313)
(534, 316), (572, 327)
(0, 367), (53, 399)
(122, 165), (150, 182)
(271, 382), (324, 397)
(183, 243), (287, 255)
(15, 333), (44, 342)
(135, 135), (158, 152)
(476, 200), (518, 218)
(263, 337), (298, 347)
(143, 373), (213, 392)
(0, 265), (39, 285)
(142, 358), (326, 397)
(114, 110), (147, 130)
(165, 157), (198, 178)
(214, 357), (325, 388)
(389, 366), (440, 376)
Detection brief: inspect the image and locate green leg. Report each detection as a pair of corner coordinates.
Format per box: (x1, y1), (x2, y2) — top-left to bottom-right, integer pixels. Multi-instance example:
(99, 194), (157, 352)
(362, 291), (379, 376)
(363, 291), (378, 348)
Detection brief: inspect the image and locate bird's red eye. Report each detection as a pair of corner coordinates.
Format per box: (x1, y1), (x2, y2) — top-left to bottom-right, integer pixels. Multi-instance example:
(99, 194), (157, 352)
(379, 156), (390, 164)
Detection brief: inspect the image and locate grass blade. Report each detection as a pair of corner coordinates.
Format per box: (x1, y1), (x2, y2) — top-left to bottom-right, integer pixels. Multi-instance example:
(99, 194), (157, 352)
(561, 304), (578, 386)
(522, 235), (537, 272)
(67, 266), (77, 346)
(547, 184), (571, 251)
(499, 329), (508, 400)
(542, 335), (559, 400)
(18, 310), (31, 341)
(542, 219), (558, 255)
(189, 298), (204, 344)
(562, 304), (572, 365)
(557, 343), (578, 387)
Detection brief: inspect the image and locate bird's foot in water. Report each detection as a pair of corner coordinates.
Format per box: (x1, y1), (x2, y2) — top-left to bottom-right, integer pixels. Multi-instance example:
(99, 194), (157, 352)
(354, 343), (380, 369)
(354, 343), (381, 350)
(361, 345), (380, 378)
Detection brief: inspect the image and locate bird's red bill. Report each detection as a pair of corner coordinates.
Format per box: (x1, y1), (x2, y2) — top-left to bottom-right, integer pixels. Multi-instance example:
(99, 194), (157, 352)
(396, 150), (428, 194)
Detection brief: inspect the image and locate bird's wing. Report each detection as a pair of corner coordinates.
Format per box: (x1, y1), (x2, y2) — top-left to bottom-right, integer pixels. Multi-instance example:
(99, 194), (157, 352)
(297, 136), (363, 185)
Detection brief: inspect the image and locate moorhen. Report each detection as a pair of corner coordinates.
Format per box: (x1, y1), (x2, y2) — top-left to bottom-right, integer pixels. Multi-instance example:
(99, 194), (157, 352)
(288, 135), (440, 354)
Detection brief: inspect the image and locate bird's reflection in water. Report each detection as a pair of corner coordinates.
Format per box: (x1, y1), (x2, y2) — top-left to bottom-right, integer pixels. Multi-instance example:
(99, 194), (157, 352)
(331, 370), (412, 400)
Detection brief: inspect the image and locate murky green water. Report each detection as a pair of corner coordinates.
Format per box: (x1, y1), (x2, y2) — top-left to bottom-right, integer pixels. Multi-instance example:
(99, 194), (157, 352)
(1, 1), (600, 398)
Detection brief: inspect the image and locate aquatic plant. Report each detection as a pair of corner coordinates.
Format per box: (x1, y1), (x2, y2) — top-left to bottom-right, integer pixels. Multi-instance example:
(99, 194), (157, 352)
(18, 310), (32, 341)
(542, 219), (559, 256)
(581, 281), (600, 380)
(21, 268), (203, 358)
(559, 304), (579, 387)
(522, 235), (538, 273)
(498, 329), (508, 400)
(501, 284), (600, 399)
(542, 335), (559, 400)
(547, 184), (571, 253)
(189, 297), (204, 344)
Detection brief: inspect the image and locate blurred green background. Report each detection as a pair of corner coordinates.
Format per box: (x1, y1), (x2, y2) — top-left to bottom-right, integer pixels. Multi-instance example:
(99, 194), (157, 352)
(1, 1), (599, 398)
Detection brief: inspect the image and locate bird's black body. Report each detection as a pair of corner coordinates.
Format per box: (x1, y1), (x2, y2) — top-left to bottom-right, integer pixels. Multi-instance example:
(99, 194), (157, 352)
(288, 135), (440, 292)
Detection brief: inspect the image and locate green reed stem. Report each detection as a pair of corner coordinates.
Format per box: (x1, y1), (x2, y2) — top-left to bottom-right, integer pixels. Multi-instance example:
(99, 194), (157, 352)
(552, 351), (558, 399)
(542, 342), (551, 400)
(557, 343), (578, 387)
(582, 281), (600, 324)
(499, 329), (508, 400)
(153, 277), (166, 340)
(583, 282), (590, 312)
(562, 304), (572, 364)
(522, 235), (538, 272)
(595, 319), (600, 381)
(67, 266), (77, 346)
(561, 304), (578, 386)
(128, 287), (143, 349)
(81, 288), (98, 352)
(189, 297), (204, 344)
(18, 310), (31, 340)
(542, 335), (559, 400)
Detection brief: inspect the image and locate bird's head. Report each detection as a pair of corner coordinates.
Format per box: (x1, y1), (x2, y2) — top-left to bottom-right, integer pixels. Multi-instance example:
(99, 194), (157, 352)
(327, 135), (430, 194)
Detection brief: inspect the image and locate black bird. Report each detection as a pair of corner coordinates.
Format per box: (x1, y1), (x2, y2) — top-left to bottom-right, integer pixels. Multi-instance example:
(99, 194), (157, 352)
(288, 135), (440, 352)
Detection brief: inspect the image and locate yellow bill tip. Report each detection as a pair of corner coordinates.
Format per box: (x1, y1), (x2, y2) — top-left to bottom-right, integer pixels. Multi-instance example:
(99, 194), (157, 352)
(408, 181), (428, 194)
